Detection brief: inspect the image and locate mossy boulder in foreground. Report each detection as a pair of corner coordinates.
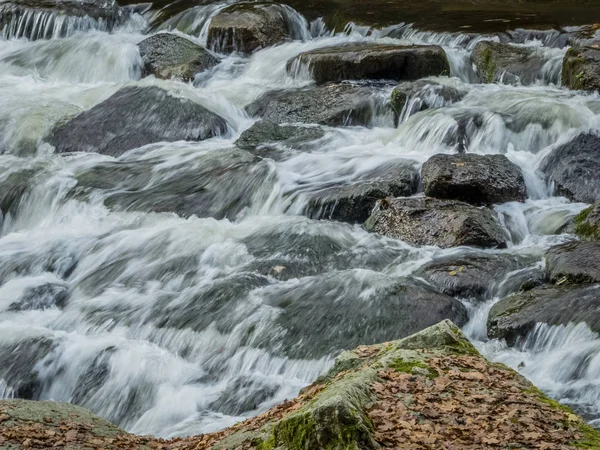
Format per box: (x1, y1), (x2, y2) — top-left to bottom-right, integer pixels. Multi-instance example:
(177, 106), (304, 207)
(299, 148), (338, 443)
(2, 320), (600, 449)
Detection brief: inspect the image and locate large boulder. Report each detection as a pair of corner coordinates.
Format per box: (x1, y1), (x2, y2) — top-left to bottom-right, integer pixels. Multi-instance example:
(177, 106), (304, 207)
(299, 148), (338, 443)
(562, 45), (600, 92)
(305, 161), (419, 223)
(365, 197), (508, 249)
(2, 322), (600, 450)
(546, 240), (600, 284)
(246, 82), (378, 127)
(539, 132), (600, 203)
(414, 251), (536, 301)
(488, 284), (600, 345)
(421, 153), (527, 205)
(573, 201), (600, 241)
(287, 43), (450, 85)
(207, 2), (294, 54)
(471, 41), (548, 85)
(137, 33), (219, 81)
(390, 79), (467, 119)
(48, 86), (228, 157)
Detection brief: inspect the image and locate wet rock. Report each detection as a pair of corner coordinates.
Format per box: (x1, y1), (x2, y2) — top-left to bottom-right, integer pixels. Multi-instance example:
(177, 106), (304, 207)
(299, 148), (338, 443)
(390, 79), (467, 118)
(137, 33), (219, 81)
(546, 240), (600, 284)
(49, 86), (228, 157)
(421, 153), (527, 205)
(8, 283), (69, 311)
(365, 197), (508, 249)
(496, 266), (547, 299)
(414, 251), (536, 301)
(471, 41), (547, 85)
(257, 271), (468, 359)
(209, 376), (279, 415)
(305, 161), (420, 224)
(207, 2), (293, 54)
(71, 348), (115, 406)
(287, 43), (450, 84)
(539, 132), (600, 203)
(75, 149), (275, 220)
(0, 0), (125, 40)
(573, 201), (600, 241)
(245, 82), (378, 126)
(562, 45), (600, 92)
(488, 284), (600, 345)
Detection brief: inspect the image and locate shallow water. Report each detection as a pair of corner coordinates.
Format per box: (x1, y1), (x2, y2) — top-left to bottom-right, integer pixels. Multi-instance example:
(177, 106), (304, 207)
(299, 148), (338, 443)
(0, 0), (599, 437)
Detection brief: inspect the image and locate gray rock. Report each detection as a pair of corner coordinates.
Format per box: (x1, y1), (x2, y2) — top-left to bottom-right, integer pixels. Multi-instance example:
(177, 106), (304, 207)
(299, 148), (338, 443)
(49, 86), (228, 157)
(421, 153), (527, 205)
(245, 83), (378, 127)
(138, 33), (219, 81)
(539, 132), (600, 203)
(471, 41), (548, 85)
(390, 79), (467, 117)
(488, 284), (600, 345)
(365, 197), (508, 249)
(414, 251), (536, 301)
(207, 2), (292, 54)
(305, 161), (419, 224)
(562, 45), (600, 92)
(287, 43), (450, 84)
(209, 376), (278, 415)
(546, 240), (600, 284)
(8, 283), (69, 311)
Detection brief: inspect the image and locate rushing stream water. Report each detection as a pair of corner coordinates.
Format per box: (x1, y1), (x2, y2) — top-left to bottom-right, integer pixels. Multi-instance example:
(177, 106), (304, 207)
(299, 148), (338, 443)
(1, 0), (600, 438)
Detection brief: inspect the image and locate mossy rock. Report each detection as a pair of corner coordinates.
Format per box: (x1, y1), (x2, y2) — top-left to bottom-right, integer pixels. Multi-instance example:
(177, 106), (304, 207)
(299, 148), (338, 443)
(562, 45), (600, 92)
(574, 201), (600, 241)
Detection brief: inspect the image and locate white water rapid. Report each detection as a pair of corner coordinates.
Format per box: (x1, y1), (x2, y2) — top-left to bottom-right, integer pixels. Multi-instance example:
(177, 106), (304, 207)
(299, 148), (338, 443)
(1, 0), (599, 438)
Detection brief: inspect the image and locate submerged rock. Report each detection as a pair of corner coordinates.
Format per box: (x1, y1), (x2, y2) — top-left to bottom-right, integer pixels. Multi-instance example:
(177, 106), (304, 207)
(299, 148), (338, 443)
(562, 45), (600, 92)
(365, 197), (508, 249)
(414, 251), (536, 301)
(305, 161), (420, 224)
(390, 79), (467, 118)
(138, 33), (219, 81)
(546, 240), (600, 284)
(488, 284), (600, 345)
(2, 321), (599, 449)
(49, 86), (228, 157)
(573, 201), (600, 241)
(287, 43), (450, 84)
(539, 132), (600, 203)
(245, 82), (378, 127)
(8, 283), (69, 311)
(471, 41), (547, 85)
(207, 2), (293, 54)
(421, 153), (527, 205)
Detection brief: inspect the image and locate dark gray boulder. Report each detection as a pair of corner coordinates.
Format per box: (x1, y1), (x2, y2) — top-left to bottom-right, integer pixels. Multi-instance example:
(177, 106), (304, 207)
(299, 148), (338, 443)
(414, 251), (536, 301)
(8, 283), (69, 311)
(49, 86), (228, 157)
(488, 284), (600, 345)
(305, 161), (419, 224)
(245, 83), (378, 127)
(562, 45), (600, 92)
(572, 201), (600, 241)
(207, 2), (293, 54)
(365, 197), (508, 249)
(421, 153), (527, 205)
(287, 43), (450, 85)
(138, 33), (219, 81)
(471, 41), (548, 85)
(546, 240), (600, 284)
(209, 376), (278, 415)
(390, 79), (467, 118)
(539, 132), (600, 203)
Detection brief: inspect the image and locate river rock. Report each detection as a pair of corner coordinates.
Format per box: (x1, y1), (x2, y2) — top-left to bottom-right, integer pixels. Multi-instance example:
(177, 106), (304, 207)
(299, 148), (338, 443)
(421, 153), (527, 205)
(546, 240), (600, 284)
(471, 41), (548, 85)
(208, 376), (278, 415)
(304, 161), (420, 223)
(207, 2), (292, 54)
(488, 284), (600, 345)
(365, 197), (508, 249)
(539, 132), (600, 203)
(48, 86), (228, 157)
(562, 45), (600, 92)
(246, 82), (377, 126)
(8, 282), (69, 311)
(138, 33), (219, 81)
(414, 251), (535, 301)
(3, 321), (599, 449)
(390, 79), (467, 117)
(573, 201), (600, 241)
(287, 43), (450, 85)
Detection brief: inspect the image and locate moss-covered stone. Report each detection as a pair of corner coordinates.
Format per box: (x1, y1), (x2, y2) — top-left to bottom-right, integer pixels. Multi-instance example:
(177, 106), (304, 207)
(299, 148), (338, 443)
(562, 46), (600, 93)
(574, 202), (600, 241)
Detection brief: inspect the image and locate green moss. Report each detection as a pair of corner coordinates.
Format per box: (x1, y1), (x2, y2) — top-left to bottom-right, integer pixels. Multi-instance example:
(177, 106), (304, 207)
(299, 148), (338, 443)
(480, 47), (496, 83)
(562, 48), (588, 90)
(255, 433), (276, 450)
(274, 413), (316, 450)
(574, 206), (599, 241)
(390, 358), (438, 379)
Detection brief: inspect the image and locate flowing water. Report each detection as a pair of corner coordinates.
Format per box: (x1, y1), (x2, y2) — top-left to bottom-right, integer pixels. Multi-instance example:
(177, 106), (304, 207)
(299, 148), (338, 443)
(0, 0), (599, 437)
